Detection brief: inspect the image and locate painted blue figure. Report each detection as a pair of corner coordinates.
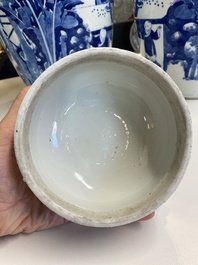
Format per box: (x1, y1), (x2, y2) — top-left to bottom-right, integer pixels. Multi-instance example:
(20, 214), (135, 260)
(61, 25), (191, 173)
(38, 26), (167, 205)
(163, 0), (198, 80)
(135, 0), (198, 81)
(140, 21), (162, 67)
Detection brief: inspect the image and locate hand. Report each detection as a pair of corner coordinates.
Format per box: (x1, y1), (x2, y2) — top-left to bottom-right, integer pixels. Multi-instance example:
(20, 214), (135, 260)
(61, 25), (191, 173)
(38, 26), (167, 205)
(0, 87), (154, 236)
(0, 87), (67, 236)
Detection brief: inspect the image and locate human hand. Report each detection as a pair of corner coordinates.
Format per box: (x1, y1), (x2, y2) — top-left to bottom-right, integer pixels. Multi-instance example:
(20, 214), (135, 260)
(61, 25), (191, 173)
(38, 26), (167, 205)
(0, 87), (154, 237)
(0, 87), (67, 236)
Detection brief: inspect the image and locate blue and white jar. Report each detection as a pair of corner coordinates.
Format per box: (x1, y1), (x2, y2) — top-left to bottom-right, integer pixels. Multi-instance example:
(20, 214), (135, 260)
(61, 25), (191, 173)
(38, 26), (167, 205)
(0, 0), (113, 85)
(133, 0), (198, 98)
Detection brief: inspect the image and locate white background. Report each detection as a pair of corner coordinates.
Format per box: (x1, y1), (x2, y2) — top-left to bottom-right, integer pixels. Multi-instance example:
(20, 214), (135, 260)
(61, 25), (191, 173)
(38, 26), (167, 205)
(0, 77), (198, 265)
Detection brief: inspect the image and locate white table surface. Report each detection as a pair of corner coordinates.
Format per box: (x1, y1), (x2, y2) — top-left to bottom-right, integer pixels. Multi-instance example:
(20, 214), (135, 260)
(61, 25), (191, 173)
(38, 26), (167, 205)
(0, 77), (198, 265)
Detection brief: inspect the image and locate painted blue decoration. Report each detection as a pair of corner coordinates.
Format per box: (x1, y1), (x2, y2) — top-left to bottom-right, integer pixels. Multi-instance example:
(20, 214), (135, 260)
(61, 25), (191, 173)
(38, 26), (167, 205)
(135, 0), (198, 81)
(0, 0), (112, 85)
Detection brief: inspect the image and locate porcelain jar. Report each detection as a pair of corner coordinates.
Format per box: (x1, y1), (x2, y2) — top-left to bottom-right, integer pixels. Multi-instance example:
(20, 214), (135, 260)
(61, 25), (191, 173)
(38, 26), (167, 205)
(132, 0), (198, 98)
(0, 0), (114, 84)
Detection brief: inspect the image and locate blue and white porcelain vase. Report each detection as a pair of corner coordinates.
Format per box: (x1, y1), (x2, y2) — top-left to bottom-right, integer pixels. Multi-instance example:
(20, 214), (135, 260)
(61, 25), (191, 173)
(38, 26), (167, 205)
(133, 0), (198, 98)
(0, 0), (113, 85)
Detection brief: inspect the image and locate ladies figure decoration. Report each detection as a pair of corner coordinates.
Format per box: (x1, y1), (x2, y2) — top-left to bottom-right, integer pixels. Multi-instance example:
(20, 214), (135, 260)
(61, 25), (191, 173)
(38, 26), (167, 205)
(139, 20), (161, 67)
(134, 0), (198, 97)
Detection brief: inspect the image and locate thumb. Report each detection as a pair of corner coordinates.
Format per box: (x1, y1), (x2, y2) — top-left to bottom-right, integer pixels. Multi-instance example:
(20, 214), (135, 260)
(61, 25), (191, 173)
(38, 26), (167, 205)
(5, 86), (30, 123)
(0, 86), (30, 142)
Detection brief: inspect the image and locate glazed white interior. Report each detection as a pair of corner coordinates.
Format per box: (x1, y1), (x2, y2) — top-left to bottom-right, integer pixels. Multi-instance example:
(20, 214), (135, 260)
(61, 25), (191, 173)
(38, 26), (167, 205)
(28, 60), (177, 211)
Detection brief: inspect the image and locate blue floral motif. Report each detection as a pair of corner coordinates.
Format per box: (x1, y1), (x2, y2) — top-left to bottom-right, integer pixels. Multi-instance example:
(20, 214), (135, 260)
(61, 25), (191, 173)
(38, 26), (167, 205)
(0, 0), (112, 84)
(135, 0), (198, 81)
